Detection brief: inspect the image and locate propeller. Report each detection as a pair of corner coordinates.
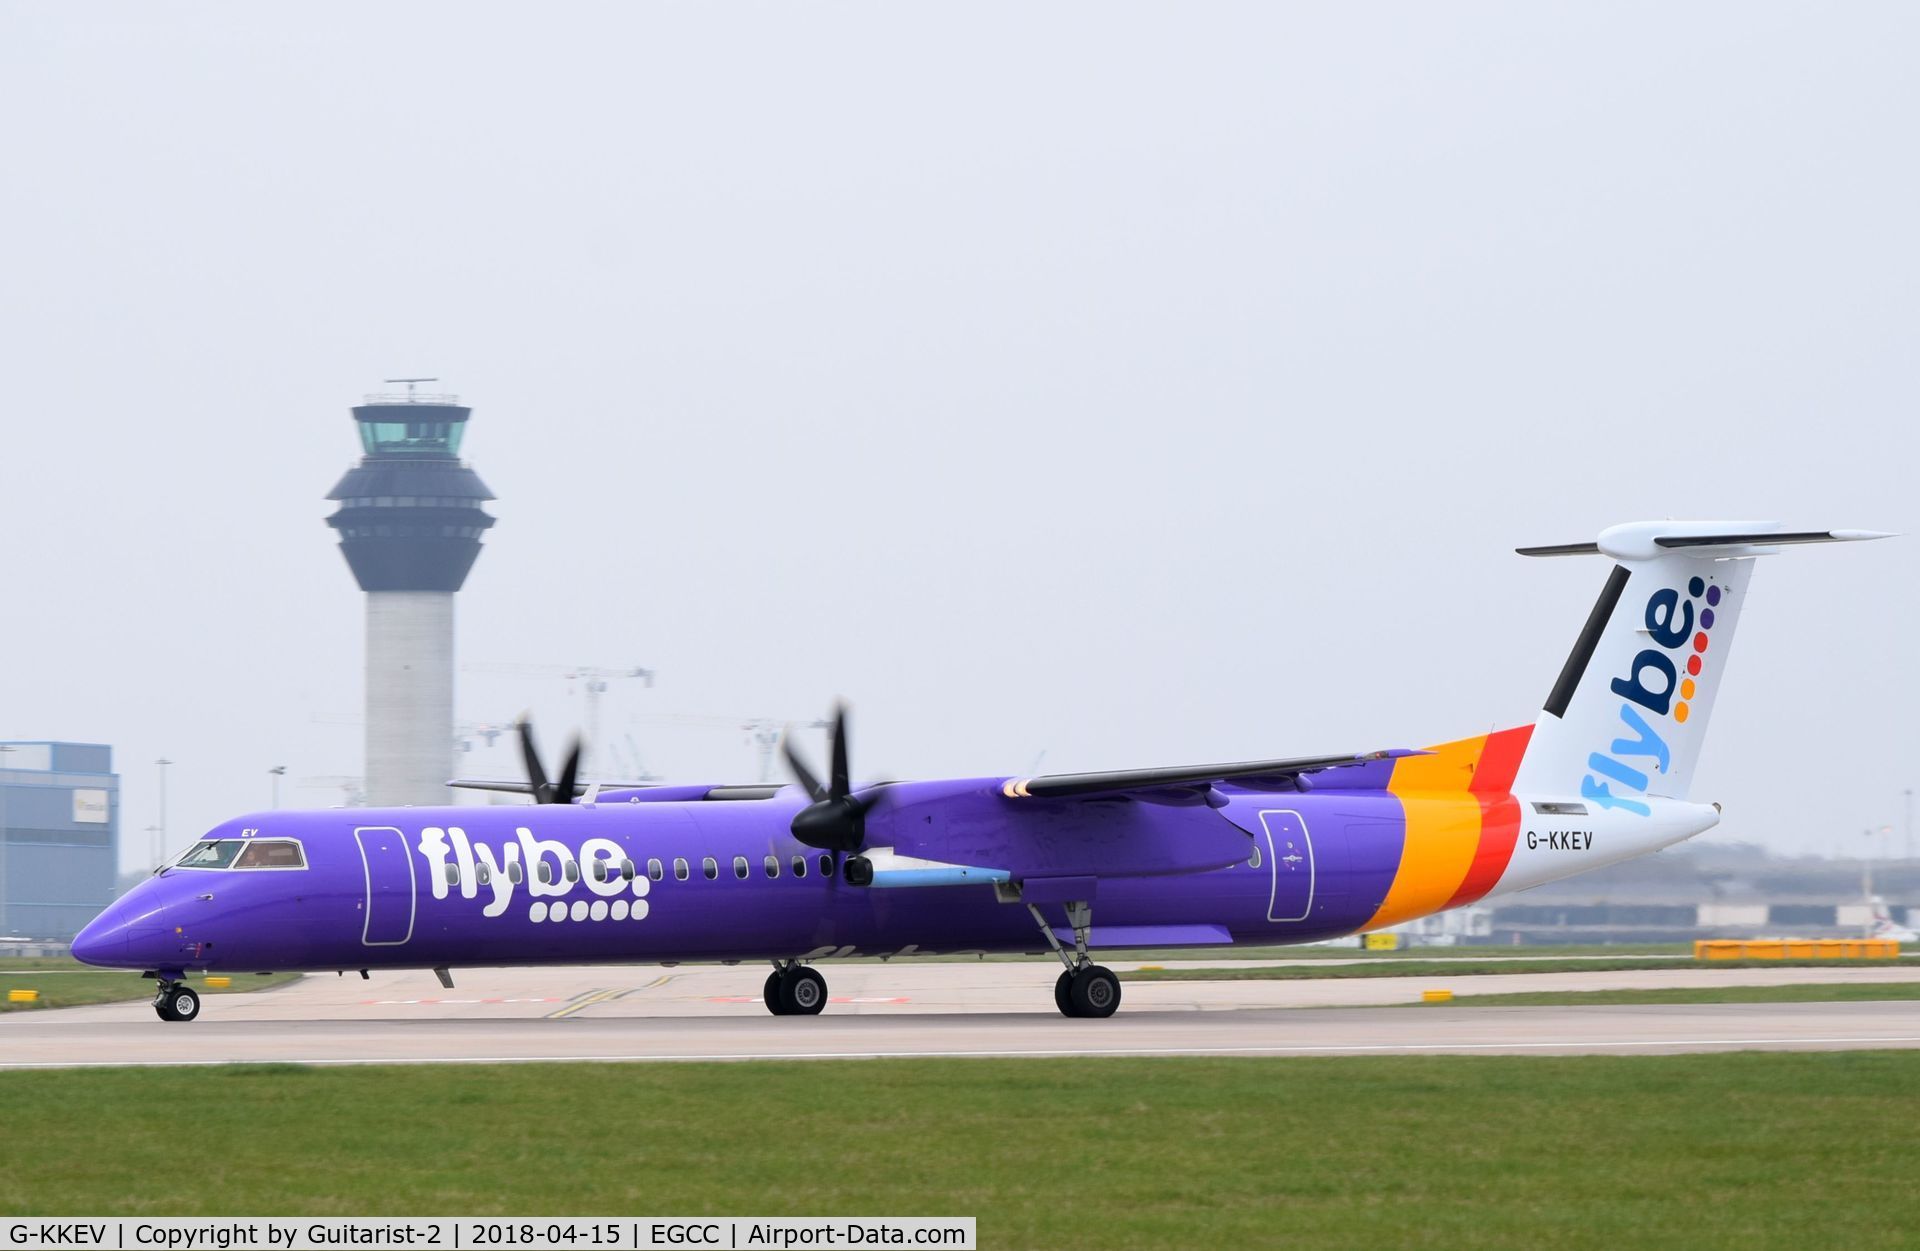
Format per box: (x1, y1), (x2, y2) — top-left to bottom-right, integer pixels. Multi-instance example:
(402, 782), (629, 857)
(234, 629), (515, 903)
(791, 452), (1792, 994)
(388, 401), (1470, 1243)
(782, 704), (876, 854)
(517, 717), (583, 805)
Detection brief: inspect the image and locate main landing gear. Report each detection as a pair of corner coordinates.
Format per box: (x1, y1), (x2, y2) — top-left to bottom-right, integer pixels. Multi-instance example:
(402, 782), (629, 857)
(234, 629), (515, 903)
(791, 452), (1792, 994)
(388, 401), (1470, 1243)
(763, 961), (828, 1016)
(1031, 901), (1121, 1019)
(152, 980), (201, 1024)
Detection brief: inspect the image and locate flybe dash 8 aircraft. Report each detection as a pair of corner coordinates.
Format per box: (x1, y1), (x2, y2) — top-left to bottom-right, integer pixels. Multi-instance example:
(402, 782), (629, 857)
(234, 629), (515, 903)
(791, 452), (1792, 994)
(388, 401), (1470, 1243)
(73, 520), (1889, 1022)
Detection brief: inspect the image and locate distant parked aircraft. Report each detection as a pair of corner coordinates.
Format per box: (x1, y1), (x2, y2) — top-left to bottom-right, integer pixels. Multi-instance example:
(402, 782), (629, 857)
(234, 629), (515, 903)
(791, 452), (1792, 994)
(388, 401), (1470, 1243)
(1868, 896), (1917, 943)
(72, 521), (1890, 1023)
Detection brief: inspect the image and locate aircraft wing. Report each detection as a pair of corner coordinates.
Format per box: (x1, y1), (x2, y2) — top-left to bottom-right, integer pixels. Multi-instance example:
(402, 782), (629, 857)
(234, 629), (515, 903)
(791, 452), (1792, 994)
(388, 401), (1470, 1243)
(997, 748), (1420, 801)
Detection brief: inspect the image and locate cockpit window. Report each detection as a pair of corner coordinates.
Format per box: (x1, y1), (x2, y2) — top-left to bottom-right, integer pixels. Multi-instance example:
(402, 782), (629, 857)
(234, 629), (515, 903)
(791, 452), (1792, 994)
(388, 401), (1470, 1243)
(234, 840), (306, 869)
(173, 838), (306, 870)
(176, 840), (244, 869)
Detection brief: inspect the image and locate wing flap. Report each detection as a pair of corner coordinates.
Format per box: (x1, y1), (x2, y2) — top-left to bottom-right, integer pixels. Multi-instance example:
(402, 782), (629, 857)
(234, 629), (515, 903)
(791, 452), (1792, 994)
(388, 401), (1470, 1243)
(1000, 749), (1421, 801)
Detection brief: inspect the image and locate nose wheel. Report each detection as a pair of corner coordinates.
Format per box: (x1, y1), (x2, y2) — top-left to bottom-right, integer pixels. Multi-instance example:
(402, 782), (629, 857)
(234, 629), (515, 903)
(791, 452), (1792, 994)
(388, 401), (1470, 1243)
(153, 981), (201, 1023)
(763, 962), (828, 1016)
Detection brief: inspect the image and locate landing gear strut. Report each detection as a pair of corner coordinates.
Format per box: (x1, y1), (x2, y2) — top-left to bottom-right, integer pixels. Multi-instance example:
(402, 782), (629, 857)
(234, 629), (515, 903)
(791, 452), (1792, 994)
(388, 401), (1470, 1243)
(763, 961), (828, 1016)
(152, 980), (201, 1023)
(1031, 902), (1121, 1019)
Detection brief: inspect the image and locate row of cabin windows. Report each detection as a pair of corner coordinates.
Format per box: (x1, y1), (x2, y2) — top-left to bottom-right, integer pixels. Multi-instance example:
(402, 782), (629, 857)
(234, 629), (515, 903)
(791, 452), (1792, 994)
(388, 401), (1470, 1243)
(446, 852), (836, 887)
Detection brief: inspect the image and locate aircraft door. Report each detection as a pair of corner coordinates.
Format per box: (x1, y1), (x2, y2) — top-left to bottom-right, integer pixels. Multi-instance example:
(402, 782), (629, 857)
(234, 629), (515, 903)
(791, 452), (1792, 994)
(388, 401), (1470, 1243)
(1262, 810), (1314, 923)
(354, 826), (416, 946)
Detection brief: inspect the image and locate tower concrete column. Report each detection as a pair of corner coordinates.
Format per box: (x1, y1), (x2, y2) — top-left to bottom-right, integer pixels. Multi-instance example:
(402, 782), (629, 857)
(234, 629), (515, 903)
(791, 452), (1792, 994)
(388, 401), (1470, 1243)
(325, 385), (495, 808)
(365, 591), (456, 806)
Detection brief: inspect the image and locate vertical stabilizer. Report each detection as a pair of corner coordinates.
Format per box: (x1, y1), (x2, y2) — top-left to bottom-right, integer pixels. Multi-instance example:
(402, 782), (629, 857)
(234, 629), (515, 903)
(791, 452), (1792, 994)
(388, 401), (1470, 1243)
(1510, 521), (1889, 811)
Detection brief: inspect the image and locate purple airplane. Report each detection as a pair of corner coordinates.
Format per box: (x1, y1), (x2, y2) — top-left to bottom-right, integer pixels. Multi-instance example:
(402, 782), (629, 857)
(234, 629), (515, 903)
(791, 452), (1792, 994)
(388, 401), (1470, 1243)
(72, 521), (1889, 1023)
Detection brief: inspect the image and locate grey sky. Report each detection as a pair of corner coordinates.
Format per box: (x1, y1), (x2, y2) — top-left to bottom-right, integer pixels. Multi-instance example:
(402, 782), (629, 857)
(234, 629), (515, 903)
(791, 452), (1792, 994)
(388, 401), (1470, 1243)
(2, 3), (1914, 870)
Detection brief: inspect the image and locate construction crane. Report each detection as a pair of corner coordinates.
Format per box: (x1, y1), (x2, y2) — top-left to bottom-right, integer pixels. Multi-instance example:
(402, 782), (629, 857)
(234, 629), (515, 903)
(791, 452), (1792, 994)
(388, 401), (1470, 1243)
(311, 713), (515, 754)
(619, 714), (830, 782)
(297, 776), (367, 808)
(462, 664), (655, 774)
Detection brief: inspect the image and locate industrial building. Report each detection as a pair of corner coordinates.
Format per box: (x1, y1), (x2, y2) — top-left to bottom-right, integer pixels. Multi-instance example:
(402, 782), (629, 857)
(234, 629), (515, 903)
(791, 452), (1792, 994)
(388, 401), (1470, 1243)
(0, 741), (119, 941)
(325, 382), (496, 807)
(1390, 842), (1917, 945)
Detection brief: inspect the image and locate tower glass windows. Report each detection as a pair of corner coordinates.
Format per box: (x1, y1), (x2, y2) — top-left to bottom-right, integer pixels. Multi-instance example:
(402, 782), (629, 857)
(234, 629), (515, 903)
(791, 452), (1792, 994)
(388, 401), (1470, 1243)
(357, 419), (467, 457)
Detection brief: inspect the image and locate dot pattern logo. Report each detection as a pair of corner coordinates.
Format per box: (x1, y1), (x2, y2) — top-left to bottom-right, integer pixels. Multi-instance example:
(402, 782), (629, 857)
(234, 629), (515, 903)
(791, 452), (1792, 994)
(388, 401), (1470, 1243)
(1673, 577), (1721, 725)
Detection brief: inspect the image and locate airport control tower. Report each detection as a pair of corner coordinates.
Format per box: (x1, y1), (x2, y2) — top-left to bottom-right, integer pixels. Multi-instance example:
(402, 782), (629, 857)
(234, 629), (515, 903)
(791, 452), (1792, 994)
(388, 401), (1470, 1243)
(325, 381), (495, 807)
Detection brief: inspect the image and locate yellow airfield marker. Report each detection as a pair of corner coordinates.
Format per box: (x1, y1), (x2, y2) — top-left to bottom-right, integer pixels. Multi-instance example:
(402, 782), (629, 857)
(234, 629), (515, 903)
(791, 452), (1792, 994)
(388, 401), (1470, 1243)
(1421, 989), (1454, 1004)
(7, 989), (39, 1003)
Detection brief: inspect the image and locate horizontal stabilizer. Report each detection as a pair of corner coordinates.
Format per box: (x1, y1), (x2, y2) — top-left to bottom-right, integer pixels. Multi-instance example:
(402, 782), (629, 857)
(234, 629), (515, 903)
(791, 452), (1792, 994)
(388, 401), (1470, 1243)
(1518, 521), (1892, 561)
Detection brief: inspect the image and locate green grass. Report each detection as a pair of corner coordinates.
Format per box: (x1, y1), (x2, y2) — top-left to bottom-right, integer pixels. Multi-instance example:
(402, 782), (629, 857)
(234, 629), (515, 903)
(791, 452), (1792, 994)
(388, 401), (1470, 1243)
(0, 956), (301, 1012)
(1, 1055), (1917, 1249)
(1125, 957), (1905, 981)
(1417, 982), (1920, 1008)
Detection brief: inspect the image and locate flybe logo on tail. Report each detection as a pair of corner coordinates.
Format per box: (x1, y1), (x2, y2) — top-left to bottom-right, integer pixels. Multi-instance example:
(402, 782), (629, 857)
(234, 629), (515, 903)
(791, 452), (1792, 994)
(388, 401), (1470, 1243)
(1583, 575), (1720, 816)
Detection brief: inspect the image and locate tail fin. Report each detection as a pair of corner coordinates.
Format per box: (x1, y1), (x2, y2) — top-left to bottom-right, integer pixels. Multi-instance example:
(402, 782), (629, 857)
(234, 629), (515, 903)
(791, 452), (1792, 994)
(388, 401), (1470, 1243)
(1510, 521), (1890, 811)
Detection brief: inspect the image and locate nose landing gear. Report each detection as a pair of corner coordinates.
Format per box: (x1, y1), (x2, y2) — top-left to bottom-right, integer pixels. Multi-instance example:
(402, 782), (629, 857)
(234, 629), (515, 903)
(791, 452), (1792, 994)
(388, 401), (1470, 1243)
(153, 981), (201, 1023)
(763, 961), (828, 1016)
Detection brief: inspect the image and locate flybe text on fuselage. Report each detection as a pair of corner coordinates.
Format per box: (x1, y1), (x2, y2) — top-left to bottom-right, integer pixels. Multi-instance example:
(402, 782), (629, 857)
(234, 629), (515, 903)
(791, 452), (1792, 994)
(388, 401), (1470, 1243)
(1582, 574), (1719, 817)
(416, 826), (650, 921)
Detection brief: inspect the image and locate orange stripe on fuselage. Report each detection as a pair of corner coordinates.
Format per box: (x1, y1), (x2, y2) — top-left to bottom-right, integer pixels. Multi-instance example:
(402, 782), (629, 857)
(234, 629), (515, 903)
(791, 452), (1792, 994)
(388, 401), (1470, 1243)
(1362, 725), (1535, 929)
(1362, 736), (1487, 930)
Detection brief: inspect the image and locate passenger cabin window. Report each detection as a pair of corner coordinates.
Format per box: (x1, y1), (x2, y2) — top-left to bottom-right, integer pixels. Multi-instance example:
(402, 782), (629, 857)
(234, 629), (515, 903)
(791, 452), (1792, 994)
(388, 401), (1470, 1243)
(564, 860), (580, 883)
(733, 856), (749, 880)
(648, 858), (664, 882)
(621, 859), (636, 882)
(764, 856), (779, 879)
(818, 854), (832, 878)
(702, 857), (718, 881)
(445, 863), (460, 886)
(674, 858), (689, 881)
(477, 863), (492, 886)
(539, 862), (555, 884)
(508, 862), (525, 884)
(791, 855), (807, 879)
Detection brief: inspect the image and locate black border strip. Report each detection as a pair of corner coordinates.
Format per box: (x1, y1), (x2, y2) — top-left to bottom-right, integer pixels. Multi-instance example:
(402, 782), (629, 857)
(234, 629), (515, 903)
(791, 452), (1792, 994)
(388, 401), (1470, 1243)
(1544, 564), (1630, 718)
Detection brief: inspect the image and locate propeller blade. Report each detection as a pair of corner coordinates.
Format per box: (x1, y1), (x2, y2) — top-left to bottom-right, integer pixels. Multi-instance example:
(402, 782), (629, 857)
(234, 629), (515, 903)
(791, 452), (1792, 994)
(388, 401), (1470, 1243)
(829, 704), (850, 798)
(551, 738), (583, 806)
(782, 729), (828, 803)
(517, 719), (552, 804)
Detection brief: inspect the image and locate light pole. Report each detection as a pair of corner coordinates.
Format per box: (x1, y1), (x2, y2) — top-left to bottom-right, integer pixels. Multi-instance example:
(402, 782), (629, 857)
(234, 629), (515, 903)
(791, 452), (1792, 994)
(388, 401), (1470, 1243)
(269, 765), (287, 809)
(154, 758), (173, 868)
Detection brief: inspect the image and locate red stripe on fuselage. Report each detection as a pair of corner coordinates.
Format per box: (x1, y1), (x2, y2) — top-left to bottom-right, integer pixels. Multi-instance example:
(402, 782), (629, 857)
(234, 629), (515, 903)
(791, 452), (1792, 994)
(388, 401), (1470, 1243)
(1445, 793), (1520, 908)
(1469, 725), (1532, 794)
(1446, 725), (1531, 907)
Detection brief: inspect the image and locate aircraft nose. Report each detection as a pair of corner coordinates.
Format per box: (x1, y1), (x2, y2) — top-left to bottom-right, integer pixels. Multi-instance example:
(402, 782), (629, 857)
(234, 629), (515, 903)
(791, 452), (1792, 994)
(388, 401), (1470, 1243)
(71, 897), (135, 967)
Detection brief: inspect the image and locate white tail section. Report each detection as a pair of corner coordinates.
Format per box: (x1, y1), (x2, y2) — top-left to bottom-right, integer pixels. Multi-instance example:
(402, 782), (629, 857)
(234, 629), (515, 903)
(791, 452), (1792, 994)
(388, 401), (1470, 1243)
(1511, 521), (1890, 811)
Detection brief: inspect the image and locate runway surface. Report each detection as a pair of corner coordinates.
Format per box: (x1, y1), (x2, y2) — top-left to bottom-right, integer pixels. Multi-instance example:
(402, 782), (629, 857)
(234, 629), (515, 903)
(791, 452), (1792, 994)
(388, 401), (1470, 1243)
(4, 960), (1918, 1069)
